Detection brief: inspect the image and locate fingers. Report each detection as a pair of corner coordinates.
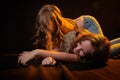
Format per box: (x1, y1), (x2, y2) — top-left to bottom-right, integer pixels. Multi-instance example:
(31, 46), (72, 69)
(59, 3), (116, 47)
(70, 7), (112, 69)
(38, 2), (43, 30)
(18, 56), (27, 66)
(52, 60), (56, 65)
(18, 52), (29, 66)
(18, 51), (56, 66)
(18, 54), (23, 65)
(42, 58), (50, 65)
(42, 57), (56, 66)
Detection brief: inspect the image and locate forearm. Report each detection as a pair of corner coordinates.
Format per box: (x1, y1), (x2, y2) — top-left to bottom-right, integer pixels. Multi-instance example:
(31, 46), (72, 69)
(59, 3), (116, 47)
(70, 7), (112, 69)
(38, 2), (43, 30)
(33, 49), (78, 62)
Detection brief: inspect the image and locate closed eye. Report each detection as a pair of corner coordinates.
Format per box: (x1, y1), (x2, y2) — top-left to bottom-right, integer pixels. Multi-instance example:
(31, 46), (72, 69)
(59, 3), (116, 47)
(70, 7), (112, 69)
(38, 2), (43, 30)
(73, 44), (77, 49)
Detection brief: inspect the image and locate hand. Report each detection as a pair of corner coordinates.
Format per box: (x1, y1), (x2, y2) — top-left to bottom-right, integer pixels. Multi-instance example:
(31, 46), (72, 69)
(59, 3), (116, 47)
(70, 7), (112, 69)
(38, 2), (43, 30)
(42, 57), (56, 66)
(18, 51), (36, 65)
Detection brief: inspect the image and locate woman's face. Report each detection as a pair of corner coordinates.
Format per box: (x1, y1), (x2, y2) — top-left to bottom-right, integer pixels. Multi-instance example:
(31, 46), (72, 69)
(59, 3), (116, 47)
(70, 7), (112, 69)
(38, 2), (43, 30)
(73, 40), (94, 57)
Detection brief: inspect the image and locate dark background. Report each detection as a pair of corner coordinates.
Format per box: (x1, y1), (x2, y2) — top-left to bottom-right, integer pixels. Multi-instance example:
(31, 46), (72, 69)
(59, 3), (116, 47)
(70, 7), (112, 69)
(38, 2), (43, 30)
(2, 0), (120, 53)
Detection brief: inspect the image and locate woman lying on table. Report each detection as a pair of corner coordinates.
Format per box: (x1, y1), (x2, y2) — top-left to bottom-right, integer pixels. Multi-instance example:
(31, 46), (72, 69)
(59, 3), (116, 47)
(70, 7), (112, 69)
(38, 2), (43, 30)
(18, 4), (119, 66)
(18, 28), (110, 66)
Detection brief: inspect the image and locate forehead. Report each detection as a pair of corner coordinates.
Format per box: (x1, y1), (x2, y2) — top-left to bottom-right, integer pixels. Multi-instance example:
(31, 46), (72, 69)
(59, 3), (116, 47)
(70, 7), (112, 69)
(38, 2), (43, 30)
(80, 40), (94, 54)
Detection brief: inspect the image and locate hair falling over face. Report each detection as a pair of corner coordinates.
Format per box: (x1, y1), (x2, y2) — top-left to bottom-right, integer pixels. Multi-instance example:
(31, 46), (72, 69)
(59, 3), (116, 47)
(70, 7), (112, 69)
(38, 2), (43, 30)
(33, 4), (64, 50)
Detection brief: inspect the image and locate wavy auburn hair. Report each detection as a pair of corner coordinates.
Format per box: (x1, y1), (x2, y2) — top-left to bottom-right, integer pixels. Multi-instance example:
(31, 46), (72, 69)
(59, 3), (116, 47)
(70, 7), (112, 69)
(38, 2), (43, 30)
(33, 4), (64, 50)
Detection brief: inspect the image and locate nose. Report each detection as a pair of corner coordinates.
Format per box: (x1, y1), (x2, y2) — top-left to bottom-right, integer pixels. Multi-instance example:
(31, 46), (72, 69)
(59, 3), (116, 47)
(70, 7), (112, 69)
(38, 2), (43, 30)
(76, 43), (82, 49)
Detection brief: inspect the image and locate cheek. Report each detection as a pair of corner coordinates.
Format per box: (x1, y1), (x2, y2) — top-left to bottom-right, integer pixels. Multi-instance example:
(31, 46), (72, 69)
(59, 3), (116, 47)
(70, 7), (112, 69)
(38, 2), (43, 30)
(79, 52), (84, 57)
(73, 48), (77, 54)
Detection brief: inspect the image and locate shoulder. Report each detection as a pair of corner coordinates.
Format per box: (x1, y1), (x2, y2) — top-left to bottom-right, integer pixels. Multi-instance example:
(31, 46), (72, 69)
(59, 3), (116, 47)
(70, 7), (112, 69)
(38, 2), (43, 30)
(80, 15), (99, 24)
(75, 15), (97, 22)
(80, 15), (96, 19)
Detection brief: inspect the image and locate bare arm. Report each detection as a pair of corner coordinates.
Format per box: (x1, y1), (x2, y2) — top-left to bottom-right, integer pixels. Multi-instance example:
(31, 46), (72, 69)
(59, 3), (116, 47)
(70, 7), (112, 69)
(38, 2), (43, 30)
(18, 49), (78, 65)
(35, 49), (78, 61)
